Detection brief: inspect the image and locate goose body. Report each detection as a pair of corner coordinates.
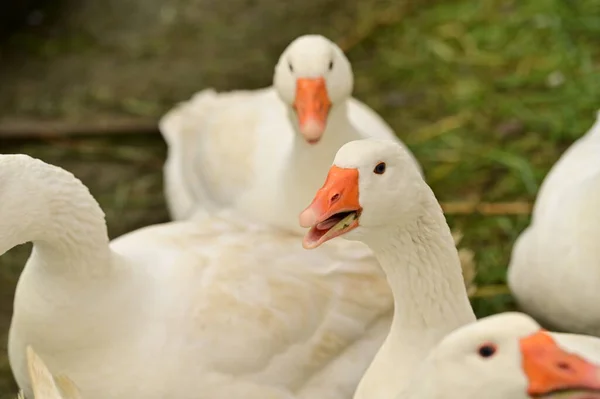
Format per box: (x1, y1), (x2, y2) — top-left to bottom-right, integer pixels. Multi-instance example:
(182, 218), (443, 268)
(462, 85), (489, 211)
(508, 111), (600, 336)
(160, 34), (421, 234)
(1, 154), (394, 399)
(300, 138), (600, 399)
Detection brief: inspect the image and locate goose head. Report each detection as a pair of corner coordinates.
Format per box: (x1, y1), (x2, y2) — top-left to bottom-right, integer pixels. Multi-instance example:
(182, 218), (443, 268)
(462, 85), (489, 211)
(299, 138), (423, 248)
(414, 312), (600, 399)
(273, 34), (353, 144)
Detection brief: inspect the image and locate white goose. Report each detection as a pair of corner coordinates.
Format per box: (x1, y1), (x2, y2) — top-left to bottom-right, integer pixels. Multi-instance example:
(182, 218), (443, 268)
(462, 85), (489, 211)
(299, 138), (600, 399)
(404, 312), (600, 399)
(159, 34), (421, 234)
(22, 346), (81, 399)
(1, 153), (393, 399)
(508, 111), (600, 336)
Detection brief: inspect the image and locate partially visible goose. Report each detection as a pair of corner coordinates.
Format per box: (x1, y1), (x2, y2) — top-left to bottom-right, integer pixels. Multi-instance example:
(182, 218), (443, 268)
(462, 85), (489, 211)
(508, 111), (600, 336)
(404, 312), (600, 399)
(299, 138), (600, 399)
(159, 34), (421, 234)
(24, 346), (81, 399)
(1, 153), (394, 399)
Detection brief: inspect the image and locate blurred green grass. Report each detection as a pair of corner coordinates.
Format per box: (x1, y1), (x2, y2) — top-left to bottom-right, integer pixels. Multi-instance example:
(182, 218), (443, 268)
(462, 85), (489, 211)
(0, 0), (599, 396)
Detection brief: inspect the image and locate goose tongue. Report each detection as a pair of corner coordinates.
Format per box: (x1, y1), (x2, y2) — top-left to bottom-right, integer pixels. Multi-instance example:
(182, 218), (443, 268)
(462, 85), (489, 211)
(316, 215), (344, 231)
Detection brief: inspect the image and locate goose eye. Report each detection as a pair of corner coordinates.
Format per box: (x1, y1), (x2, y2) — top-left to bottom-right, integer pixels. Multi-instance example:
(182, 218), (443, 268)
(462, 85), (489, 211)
(477, 343), (497, 358)
(288, 62), (294, 73)
(328, 61), (334, 70)
(373, 162), (386, 175)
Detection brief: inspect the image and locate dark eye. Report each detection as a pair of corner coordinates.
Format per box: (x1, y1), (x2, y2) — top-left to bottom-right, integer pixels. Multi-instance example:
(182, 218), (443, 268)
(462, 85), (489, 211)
(477, 343), (497, 358)
(328, 60), (334, 70)
(288, 62), (294, 73)
(373, 162), (386, 175)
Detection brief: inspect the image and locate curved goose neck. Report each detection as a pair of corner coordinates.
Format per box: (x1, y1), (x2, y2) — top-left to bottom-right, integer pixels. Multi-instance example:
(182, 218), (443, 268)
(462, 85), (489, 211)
(367, 193), (475, 333)
(354, 186), (475, 399)
(0, 156), (111, 277)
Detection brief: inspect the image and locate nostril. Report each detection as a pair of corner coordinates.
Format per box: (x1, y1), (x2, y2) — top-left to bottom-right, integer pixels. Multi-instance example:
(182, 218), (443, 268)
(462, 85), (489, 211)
(330, 193), (340, 204)
(557, 361), (571, 371)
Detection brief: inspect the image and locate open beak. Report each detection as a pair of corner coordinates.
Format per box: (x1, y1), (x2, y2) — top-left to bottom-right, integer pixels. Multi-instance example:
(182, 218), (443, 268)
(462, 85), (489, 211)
(299, 166), (361, 249)
(293, 77), (332, 144)
(521, 331), (600, 398)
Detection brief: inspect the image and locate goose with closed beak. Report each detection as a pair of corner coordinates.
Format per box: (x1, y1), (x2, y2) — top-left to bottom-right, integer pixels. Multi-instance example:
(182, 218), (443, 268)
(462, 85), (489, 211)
(160, 34), (421, 234)
(300, 138), (600, 399)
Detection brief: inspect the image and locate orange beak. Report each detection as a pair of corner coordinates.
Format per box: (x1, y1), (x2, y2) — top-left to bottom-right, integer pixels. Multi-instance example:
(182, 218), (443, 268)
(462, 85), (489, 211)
(299, 166), (361, 249)
(521, 331), (600, 398)
(293, 77), (332, 144)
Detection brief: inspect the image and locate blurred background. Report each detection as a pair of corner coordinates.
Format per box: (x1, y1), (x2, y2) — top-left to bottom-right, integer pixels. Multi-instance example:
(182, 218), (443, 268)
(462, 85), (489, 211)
(0, 0), (598, 396)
